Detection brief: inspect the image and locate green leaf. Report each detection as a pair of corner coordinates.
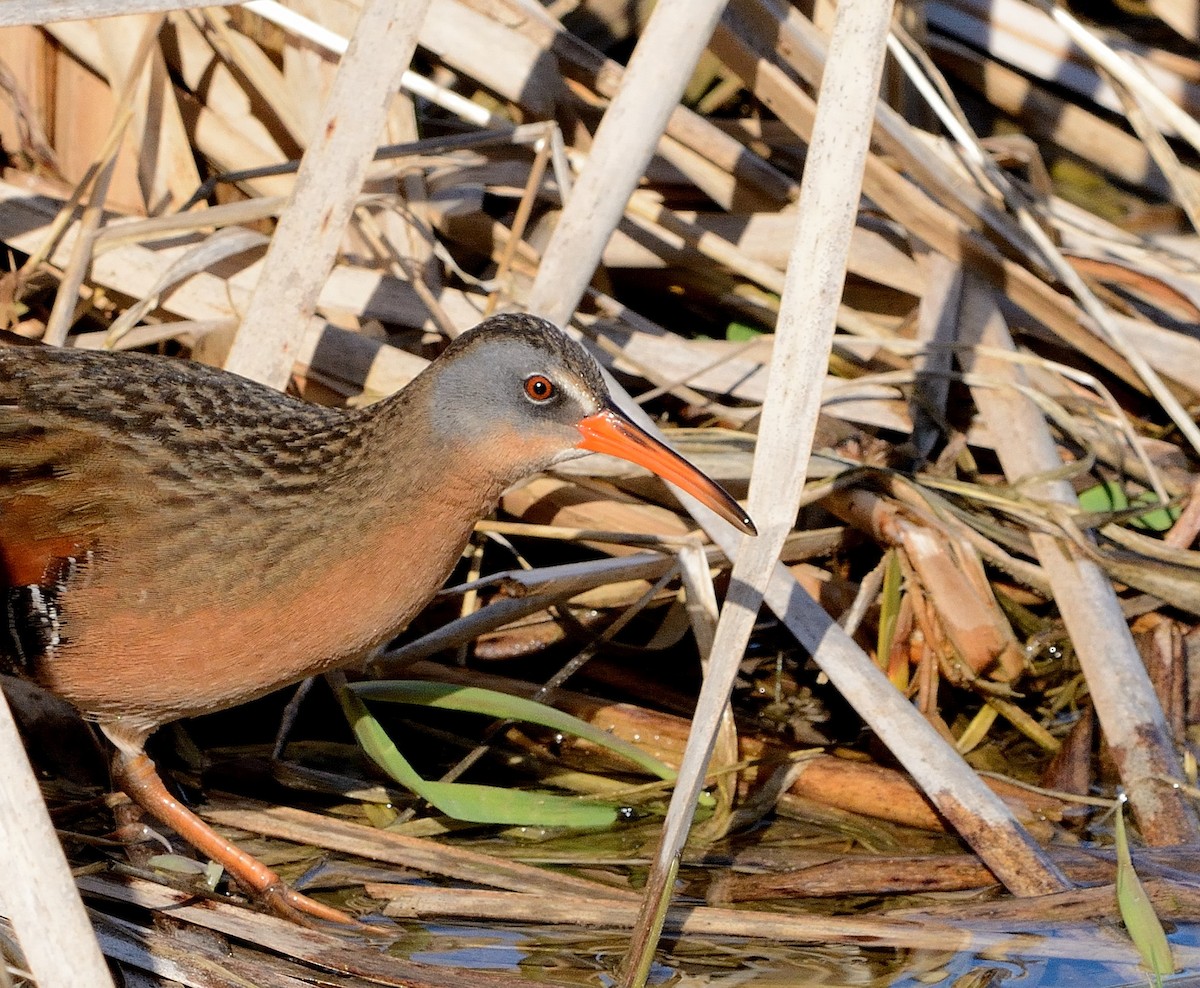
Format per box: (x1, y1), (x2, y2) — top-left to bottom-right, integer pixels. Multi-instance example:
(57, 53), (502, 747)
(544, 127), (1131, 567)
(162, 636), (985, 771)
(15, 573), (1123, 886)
(352, 680), (678, 781)
(335, 684), (618, 828)
(1114, 794), (1175, 979)
(1078, 481), (1180, 532)
(1128, 494), (1181, 533)
(147, 854), (210, 876)
(1079, 480), (1130, 513)
(725, 321), (763, 342)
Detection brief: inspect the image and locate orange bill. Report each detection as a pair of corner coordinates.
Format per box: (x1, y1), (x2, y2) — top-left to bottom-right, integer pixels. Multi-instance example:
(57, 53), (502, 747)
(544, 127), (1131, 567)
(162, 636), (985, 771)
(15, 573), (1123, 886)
(576, 405), (757, 536)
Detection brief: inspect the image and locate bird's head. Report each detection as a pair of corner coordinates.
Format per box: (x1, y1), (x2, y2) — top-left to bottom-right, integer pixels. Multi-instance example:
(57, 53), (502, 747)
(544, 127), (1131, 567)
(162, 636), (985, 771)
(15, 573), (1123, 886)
(420, 313), (756, 536)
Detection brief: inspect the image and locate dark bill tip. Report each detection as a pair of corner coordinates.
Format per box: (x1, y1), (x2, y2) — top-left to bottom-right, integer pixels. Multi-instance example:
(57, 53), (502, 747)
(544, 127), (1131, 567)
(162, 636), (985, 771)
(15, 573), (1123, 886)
(576, 406), (757, 537)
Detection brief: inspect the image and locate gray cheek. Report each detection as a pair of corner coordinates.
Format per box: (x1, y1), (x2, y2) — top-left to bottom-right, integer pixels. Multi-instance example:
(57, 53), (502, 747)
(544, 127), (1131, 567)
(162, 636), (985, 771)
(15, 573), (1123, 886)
(427, 369), (502, 441)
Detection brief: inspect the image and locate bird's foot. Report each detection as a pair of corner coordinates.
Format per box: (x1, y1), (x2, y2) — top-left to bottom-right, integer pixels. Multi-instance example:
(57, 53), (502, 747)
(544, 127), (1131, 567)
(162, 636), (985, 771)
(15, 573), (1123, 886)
(254, 877), (356, 926)
(108, 746), (362, 928)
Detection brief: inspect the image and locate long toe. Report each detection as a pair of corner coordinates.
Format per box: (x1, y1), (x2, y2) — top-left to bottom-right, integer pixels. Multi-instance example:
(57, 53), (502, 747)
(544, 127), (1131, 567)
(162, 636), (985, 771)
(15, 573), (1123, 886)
(258, 878), (357, 926)
(111, 747), (359, 927)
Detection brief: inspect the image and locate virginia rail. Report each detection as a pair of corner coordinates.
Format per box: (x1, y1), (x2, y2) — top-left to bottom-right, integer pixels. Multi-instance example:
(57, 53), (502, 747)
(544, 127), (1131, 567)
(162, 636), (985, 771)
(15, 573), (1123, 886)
(0, 313), (754, 923)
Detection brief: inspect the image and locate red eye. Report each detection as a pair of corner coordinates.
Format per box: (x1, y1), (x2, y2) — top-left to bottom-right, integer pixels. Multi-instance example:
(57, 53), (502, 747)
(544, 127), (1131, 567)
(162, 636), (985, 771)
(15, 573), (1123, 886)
(524, 374), (555, 402)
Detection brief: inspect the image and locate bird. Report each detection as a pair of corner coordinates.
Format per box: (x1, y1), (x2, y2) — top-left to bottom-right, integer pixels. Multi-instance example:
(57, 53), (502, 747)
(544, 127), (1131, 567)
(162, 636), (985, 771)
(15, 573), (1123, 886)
(0, 312), (755, 923)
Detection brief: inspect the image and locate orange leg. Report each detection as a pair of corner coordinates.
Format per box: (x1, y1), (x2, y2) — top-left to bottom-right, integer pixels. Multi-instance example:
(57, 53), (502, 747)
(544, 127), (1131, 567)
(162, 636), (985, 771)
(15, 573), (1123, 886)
(111, 748), (352, 925)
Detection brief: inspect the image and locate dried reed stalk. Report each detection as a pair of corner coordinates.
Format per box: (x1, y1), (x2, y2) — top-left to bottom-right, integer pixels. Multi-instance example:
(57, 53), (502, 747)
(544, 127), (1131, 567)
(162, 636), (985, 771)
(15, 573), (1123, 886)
(526, 0), (733, 326)
(224, 0), (433, 387)
(0, 0), (194, 25)
(0, 688), (114, 987)
(959, 277), (1199, 845)
(5, 1), (1200, 979)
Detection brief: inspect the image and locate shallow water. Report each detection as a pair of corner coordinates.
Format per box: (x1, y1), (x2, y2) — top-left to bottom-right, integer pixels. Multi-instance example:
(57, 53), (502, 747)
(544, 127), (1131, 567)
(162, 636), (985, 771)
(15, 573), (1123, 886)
(400, 918), (1200, 986)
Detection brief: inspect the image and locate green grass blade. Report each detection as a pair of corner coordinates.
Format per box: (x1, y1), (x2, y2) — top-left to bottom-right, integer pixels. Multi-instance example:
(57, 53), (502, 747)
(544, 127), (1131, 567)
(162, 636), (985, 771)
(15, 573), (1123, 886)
(876, 549), (905, 689)
(1114, 794), (1175, 979)
(335, 682), (617, 828)
(352, 680), (678, 781)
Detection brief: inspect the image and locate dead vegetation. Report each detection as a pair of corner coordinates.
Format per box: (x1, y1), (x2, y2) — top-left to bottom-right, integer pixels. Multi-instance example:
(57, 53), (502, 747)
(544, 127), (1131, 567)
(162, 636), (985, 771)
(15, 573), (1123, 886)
(3, 0), (1200, 985)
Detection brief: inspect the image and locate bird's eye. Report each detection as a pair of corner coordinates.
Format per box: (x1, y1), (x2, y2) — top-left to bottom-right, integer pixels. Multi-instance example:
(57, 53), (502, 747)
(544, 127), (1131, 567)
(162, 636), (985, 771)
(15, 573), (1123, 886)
(524, 374), (556, 403)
